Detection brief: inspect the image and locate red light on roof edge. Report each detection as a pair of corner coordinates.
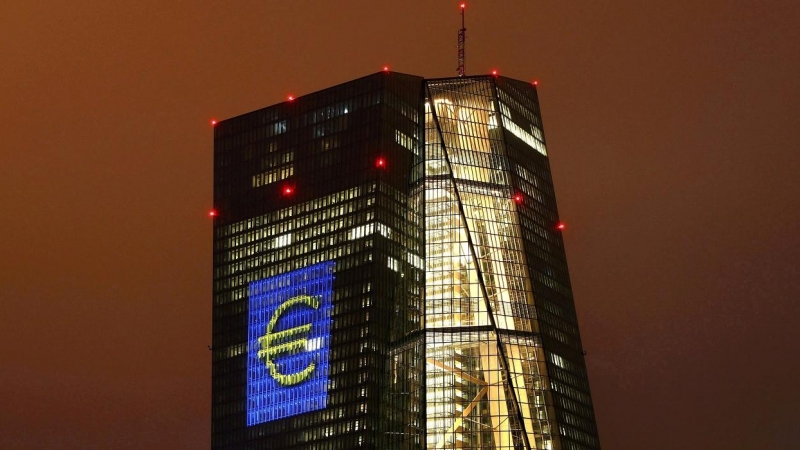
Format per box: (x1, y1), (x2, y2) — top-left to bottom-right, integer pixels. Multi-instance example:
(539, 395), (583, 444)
(208, 209), (217, 218)
(383, 66), (389, 72)
(210, 119), (218, 126)
(532, 80), (539, 86)
(287, 95), (295, 101)
(556, 222), (566, 230)
(491, 70), (498, 76)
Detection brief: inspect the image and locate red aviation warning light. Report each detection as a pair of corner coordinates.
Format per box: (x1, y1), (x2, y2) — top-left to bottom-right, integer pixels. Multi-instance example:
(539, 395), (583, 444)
(283, 186), (294, 196)
(491, 69), (498, 76)
(287, 95), (295, 101)
(532, 80), (539, 86)
(513, 193), (523, 204)
(460, 2), (466, 8)
(208, 209), (218, 218)
(383, 66), (389, 72)
(210, 119), (218, 126)
(556, 222), (566, 231)
(376, 157), (386, 168)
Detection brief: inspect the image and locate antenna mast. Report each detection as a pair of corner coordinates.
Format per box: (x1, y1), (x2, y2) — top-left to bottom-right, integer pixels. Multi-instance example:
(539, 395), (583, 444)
(457, 3), (466, 77)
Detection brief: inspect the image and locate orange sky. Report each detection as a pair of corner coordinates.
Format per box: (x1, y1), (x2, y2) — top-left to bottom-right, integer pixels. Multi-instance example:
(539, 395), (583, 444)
(1, 1), (799, 448)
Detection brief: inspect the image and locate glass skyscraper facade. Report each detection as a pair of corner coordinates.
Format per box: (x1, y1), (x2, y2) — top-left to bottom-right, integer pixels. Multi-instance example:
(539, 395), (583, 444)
(212, 72), (600, 449)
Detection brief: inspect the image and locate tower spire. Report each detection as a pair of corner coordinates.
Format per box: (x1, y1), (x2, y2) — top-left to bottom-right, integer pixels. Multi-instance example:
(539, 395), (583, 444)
(457, 3), (466, 77)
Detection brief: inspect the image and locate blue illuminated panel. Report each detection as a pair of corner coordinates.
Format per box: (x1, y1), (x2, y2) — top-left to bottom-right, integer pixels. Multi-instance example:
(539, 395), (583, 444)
(247, 261), (335, 426)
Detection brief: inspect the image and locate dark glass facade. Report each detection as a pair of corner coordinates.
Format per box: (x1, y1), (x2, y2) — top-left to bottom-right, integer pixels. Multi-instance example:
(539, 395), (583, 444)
(212, 72), (599, 449)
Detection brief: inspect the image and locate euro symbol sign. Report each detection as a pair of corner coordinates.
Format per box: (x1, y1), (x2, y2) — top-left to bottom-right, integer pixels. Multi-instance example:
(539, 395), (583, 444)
(257, 295), (320, 386)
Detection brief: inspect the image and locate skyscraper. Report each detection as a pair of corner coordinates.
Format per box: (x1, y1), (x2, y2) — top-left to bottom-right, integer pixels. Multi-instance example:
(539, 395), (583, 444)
(212, 72), (600, 450)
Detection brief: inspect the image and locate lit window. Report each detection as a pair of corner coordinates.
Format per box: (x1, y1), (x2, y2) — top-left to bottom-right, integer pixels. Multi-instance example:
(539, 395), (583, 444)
(252, 165), (294, 188)
(395, 130), (418, 154)
(406, 252), (424, 270)
(375, 223), (392, 239)
(273, 233), (292, 248)
(387, 256), (401, 273)
(348, 223), (374, 240)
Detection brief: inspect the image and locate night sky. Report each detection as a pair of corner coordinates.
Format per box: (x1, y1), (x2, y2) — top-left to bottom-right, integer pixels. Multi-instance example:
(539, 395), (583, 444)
(2, 1), (799, 448)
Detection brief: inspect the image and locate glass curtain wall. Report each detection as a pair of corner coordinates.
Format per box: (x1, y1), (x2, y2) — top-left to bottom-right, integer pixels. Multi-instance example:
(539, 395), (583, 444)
(422, 77), (559, 450)
(494, 77), (601, 450)
(212, 73), (426, 450)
